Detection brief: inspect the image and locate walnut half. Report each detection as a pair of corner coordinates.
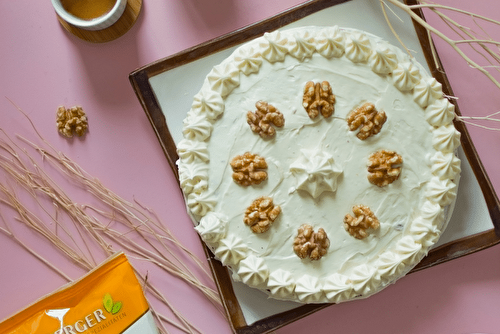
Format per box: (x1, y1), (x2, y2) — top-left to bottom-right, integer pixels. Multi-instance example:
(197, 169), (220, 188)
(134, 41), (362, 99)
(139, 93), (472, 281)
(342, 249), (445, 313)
(347, 102), (386, 140)
(293, 224), (330, 260)
(230, 152), (268, 186)
(344, 205), (380, 239)
(367, 150), (403, 187)
(56, 106), (88, 138)
(302, 81), (336, 119)
(244, 196), (281, 233)
(247, 101), (285, 138)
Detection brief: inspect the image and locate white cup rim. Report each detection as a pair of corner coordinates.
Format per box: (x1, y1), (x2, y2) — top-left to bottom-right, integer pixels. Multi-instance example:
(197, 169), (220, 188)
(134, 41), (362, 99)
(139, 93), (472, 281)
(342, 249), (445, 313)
(51, 0), (128, 31)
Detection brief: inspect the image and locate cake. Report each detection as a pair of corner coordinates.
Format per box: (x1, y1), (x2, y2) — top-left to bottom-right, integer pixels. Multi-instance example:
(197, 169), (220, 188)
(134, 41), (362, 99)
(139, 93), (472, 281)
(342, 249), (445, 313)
(176, 26), (461, 303)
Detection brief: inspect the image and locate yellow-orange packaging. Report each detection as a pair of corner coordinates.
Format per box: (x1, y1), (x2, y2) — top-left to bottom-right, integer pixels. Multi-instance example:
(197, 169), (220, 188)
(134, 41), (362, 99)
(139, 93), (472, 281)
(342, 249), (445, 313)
(0, 252), (158, 334)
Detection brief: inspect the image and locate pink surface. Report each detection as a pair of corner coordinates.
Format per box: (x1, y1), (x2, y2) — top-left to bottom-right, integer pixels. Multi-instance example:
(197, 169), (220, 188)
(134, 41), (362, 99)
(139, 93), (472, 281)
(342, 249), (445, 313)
(1, 1), (500, 333)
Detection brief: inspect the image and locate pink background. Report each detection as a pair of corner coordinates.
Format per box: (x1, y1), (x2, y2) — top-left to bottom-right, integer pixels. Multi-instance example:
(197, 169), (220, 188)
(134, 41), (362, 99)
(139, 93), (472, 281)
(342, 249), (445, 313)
(1, 0), (500, 333)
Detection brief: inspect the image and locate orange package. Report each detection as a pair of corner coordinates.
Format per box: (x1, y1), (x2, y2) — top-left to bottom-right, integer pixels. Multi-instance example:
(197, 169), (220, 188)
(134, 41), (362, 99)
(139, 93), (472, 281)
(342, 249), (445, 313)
(0, 252), (158, 334)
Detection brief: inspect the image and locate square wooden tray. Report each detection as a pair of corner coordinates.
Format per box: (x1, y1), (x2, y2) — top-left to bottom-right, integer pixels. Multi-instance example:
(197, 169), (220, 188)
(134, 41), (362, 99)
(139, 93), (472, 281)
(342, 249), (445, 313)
(129, 0), (500, 332)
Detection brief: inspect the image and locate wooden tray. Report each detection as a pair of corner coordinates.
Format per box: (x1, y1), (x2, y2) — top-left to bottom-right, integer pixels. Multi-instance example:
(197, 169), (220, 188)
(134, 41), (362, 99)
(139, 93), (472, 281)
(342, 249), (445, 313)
(129, 0), (500, 332)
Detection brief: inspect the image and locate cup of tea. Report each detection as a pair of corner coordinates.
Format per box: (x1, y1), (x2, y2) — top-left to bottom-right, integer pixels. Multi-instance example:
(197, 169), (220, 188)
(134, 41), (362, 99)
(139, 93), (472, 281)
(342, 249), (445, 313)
(51, 0), (128, 31)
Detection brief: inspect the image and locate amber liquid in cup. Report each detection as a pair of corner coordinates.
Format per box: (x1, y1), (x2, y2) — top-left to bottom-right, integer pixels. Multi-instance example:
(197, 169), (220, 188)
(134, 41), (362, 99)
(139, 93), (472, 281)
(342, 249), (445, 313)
(60, 0), (117, 20)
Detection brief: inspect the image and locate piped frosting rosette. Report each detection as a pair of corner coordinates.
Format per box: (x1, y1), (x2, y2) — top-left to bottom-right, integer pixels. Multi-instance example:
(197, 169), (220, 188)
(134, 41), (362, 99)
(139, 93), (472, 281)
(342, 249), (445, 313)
(177, 26), (460, 303)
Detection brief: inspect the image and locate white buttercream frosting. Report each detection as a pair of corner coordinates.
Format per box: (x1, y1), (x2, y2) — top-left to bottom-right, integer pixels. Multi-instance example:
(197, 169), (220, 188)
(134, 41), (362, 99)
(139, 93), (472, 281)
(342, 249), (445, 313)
(178, 26), (460, 304)
(237, 255), (269, 286)
(260, 31), (289, 63)
(289, 30), (316, 61)
(267, 269), (296, 298)
(214, 235), (248, 265)
(426, 177), (458, 206)
(350, 264), (379, 296)
(207, 63), (240, 97)
(234, 46), (263, 75)
(396, 236), (423, 264)
(375, 251), (406, 279)
(345, 31), (371, 63)
(315, 26), (345, 58)
(421, 200), (445, 227)
(289, 149), (343, 199)
(413, 77), (443, 107)
(425, 98), (456, 127)
(177, 139), (209, 163)
(295, 275), (324, 303)
(323, 273), (354, 303)
(369, 44), (398, 74)
(182, 111), (213, 141)
(433, 124), (461, 153)
(178, 162), (208, 194)
(195, 212), (228, 244)
(410, 217), (441, 248)
(186, 192), (216, 217)
(191, 90), (224, 120)
(392, 62), (420, 91)
(430, 151), (461, 180)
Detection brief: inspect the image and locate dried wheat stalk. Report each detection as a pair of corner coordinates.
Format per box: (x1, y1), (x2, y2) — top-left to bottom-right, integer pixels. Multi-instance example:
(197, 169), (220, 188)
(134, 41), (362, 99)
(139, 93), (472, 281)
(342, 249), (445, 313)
(381, 0), (500, 130)
(0, 101), (225, 334)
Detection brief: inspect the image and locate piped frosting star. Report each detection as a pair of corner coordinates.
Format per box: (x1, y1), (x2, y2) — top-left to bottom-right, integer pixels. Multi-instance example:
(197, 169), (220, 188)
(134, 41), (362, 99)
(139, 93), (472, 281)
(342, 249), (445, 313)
(289, 149), (342, 199)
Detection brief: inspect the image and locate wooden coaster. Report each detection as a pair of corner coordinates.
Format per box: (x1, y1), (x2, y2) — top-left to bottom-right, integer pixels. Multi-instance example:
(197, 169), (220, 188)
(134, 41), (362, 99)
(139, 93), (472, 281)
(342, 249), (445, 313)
(57, 0), (142, 43)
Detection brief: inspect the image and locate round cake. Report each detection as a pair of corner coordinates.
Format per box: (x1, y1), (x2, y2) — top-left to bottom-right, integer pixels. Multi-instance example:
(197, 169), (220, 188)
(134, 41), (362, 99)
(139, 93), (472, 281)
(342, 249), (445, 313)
(177, 26), (461, 303)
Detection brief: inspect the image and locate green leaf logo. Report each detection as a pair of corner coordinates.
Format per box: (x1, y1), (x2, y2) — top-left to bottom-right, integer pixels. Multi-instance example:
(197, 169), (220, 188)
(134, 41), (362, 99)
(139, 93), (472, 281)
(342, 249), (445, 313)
(111, 301), (122, 314)
(102, 293), (123, 314)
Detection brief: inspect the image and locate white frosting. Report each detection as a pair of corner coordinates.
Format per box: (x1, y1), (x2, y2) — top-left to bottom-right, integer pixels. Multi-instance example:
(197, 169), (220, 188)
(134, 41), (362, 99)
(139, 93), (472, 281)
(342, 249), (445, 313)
(237, 255), (269, 286)
(260, 31), (289, 63)
(214, 235), (248, 265)
(195, 212), (228, 244)
(426, 177), (457, 206)
(425, 98), (456, 127)
(178, 162), (208, 194)
(392, 62), (420, 91)
(350, 264), (378, 296)
(289, 149), (342, 199)
(289, 30), (316, 61)
(323, 273), (354, 303)
(430, 151), (461, 180)
(234, 46), (263, 75)
(182, 111), (213, 141)
(295, 275), (324, 303)
(179, 26), (461, 304)
(207, 63), (240, 97)
(315, 26), (345, 58)
(396, 236), (423, 264)
(177, 139), (209, 163)
(413, 77), (443, 107)
(420, 200), (445, 227)
(345, 31), (371, 63)
(375, 251), (406, 279)
(410, 217), (441, 248)
(191, 90), (225, 120)
(186, 192), (216, 217)
(267, 269), (296, 299)
(433, 124), (461, 153)
(369, 44), (398, 74)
